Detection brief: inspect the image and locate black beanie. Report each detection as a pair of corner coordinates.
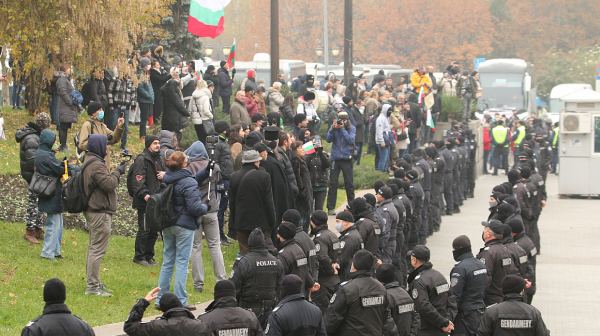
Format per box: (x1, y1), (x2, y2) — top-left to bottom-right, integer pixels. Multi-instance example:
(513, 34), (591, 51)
(145, 135), (159, 149)
(44, 278), (66, 304)
(452, 235), (471, 250)
(401, 181), (411, 193)
(508, 169), (521, 185)
(502, 224), (512, 239)
(375, 263), (396, 284)
(373, 179), (386, 193)
(342, 96), (352, 105)
(519, 166), (531, 179)
(363, 193), (377, 207)
(402, 154), (413, 164)
(310, 210), (328, 226)
(406, 170), (419, 181)
(353, 249), (375, 271)
(87, 101), (103, 116)
(378, 186), (393, 199)
(281, 274), (303, 298)
(352, 197), (369, 214)
(215, 120), (230, 134)
(245, 132), (261, 147)
(336, 210), (354, 223)
(293, 113), (307, 125)
(388, 183), (399, 196)
(283, 209), (301, 228)
(502, 274), (526, 294)
(214, 280), (236, 300)
(220, 61), (227, 68)
(253, 142), (269, 154)
(159, 292), (182, 312)
(507, 218), (524, 234)
(278, 221), (296, 240)
(393, 169), (405, 179)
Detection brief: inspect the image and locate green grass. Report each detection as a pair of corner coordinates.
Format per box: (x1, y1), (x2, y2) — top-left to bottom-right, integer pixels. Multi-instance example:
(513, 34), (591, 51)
(0, 222), (239, 334)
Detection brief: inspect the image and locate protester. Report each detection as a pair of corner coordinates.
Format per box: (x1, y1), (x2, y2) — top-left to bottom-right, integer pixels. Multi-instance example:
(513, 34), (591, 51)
(231, 90), (251, 125)
(161, 67), (189, 144)
(290, 141), (314, 230)
(276, 132), (299, 199)
(326, 111), (356, 215)
(56, 63), (77, 153)
(214, 120), (235, 245)
(281, 94), (295, 126)
(78, 101), (125, 169)
(305, 136), (330, 211)
(218, 61), (235, 114)
(203, 65), (220, 108)
(189, 79), (214, 144)
(267, 82), (285, 113)
(136, 57), (154, 138)
(149, 58), (171, 125)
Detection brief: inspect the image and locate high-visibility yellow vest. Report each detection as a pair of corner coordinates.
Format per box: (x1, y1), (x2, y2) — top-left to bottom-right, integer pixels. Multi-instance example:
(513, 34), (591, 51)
(514, 125), (526, 145)
(552, 127), (559, 148)
(492, 126), (509, 147)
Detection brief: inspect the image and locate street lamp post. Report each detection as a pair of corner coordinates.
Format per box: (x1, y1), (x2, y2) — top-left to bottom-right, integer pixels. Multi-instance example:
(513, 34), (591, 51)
(324, 0), (329, 77)
(222, 43), (230, 61)
(316, 45), (323, 64)
(331, 45), (340, 66)
(205, 43), (213, 58)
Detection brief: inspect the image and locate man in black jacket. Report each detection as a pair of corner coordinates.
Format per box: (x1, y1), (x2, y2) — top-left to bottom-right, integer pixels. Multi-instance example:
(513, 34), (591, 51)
(414, 149), (431, 244)
(406, 170), (424, 250)
(230, 229), (283, 328)
(407, 245), (458, 336)
(335, 211), (364, 282)
(376, 186), (399, 263)
(124, 289), (212, 336)
(477, 275), (550, 336)
(128, 135), (165, 267)
(310, 210), (341, 314)
(508, 218), (537, 304)
(214, 120), (235, 244)
(439, 140), (455, 216)
(376, 264), (420, 336)
(276, 132), (299, 198)
(203, 65), (220, 107)
(265, 275), (326, 336)
(198, 280), (264, 336)
(217, 61), (235, 114)
(350, 197), (381, 258)
(449, 235), (486, 336)
(276, 222), (318, 298)
(22, 279), (94, 336)
(283, 209), (318, 283)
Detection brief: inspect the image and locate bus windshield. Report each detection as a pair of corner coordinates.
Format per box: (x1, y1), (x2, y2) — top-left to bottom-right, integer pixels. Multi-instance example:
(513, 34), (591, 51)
(480, 73), (525, 110)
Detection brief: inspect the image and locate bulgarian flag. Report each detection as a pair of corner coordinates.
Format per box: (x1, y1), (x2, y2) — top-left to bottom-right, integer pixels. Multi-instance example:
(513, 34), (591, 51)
(303, 141), (316, 154)
(420, 86), (436, 131)
(187, 0), (231, 38)
(226, 39), (236, 68)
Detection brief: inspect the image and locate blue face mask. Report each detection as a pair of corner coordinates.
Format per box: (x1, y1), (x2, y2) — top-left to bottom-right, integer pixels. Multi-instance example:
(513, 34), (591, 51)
(335, 221), (344, 233)
(98, 111), (104, 120)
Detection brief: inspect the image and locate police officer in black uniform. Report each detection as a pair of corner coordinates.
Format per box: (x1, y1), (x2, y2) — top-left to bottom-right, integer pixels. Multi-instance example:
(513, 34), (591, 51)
(265, 275), (326, 336)
(197, 280), (264, 336)
(350, 197), (381, 257)
(449, 235), (486, 336)
(377, 186), (399, 263)
(406, 170), (424, 249)
(229, 228), (284, 328)
(440, 138), (456, 215)
(407, 245), (458, 336)
(501, 225), (534, 286)
(477, 275), (550, 336)
(535, 132), (553, 182)
(276, 222), (317, 298)
(310, 210), (341, 314)
(414, 148), (432, 244)
(464, 129), (477, 198)
(335, 211), (364, 282)
(508, 218), (537, 304)
(456, 135), (469, 206)
(477, 220), (516, 307)
(376, 263), (421, 336)
(426, 145), (445, 232)
(283, 209), (318, 285)
(325, 250), (393, 336)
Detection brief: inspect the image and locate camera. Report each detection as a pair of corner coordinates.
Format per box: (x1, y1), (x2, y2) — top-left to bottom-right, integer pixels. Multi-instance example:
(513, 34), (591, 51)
(205, 135), (219, 160)
(121, 150), (134, 160)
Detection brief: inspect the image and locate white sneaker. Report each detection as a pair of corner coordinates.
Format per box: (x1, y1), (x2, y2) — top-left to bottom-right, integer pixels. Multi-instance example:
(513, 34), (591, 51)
(85, 288), (112, 297)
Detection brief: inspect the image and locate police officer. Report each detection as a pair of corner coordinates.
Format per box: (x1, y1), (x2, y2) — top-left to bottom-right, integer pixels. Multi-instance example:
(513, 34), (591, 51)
(350, 197), (381, 257)
(426, 146), (445, 232)
(310, 210), (341, 314)
(335, 211), (364, 282)
(476, 275), (550, 336)
(414, 148), (431, 244)
(501, 224), (534, 288)
(265, 275), (326, 336)
(449, 135), (462, 213)
(407, 245), (458, 335)
(230, 228), (284, 328)
(511, 120), (527, 169)
(477, 220), (516, 306)
(535, 132), (553, 182)
(440, 139), (455, 216)
(507, 218), (537, 304)
(283, 209), (318, 285)
(276, 222), (318, 298)
(197, 280), (264, 336)
(464, 130), (477, 198)
(491, 119), (510, 175)
(406, 170), (424, 248)
(449, 235), (487, 336)
(387, 179), (408, 284)
(376, 263), (420, 336)
(325, 250), (392, 336)
(377, 186), (399, 263)
(456, 135), (469, 205)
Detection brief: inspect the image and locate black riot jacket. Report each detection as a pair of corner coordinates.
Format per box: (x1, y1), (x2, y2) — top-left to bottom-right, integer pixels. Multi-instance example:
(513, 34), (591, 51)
(124, 299), (212, 336)
(22, 303), (94, 336)
(198, 296), (264, 336)
(384, 281), (420, 336)
(476, 293), (550, 336)
(265, 293), (326, 336)
(449, 251), (487, 312)
(476, 239), (517, 306)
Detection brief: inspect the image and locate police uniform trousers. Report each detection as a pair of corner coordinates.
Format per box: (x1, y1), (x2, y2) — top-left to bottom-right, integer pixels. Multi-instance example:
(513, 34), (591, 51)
(312, 284), (338, 315)
(452, 171), (461, 209)
(420, 191), (430, 241)
(452, 309), (483, 336)
(524, 217), (541, 254)
(443, 172), (454, 211)
(431, 183), (442, 231)
(467, 163), (476, 197)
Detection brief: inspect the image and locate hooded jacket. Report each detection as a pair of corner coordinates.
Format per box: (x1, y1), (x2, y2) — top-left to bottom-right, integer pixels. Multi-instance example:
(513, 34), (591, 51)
(326, 123), (356, 161)
(129, 148), (166, 210)
(217, 67), (234, 97)
(157, 130), (176, 161)
(230, 98), (251, 125)
(149, 44), (170, 69)
(16, 122), (42, 183)
(82, 135), (121, 213)
(161, 79), (190, 133)
(267, 87), (285, 113)
(56, 72), (78, 124)
(136, 70), (155, 104)
(162, 168), (209, 231)
(190, 87), (213, 125)
(185, 141), (221, 213)
(34, 130), (68, 214)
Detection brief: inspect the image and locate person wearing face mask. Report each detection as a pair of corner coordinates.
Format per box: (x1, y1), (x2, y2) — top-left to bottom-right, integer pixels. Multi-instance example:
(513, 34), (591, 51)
(335, 211), (364, 282)
(449, 235), (486, 336)
(477, 220), (517, 306)
(535, 133), (553, 182)
(77, 101), (125, 169)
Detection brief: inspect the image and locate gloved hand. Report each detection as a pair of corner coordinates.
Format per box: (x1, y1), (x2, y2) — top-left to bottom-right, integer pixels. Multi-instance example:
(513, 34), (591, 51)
(231, 68), (237, 76)
(316, 146), (324, 153)
(116, 163), (127, 175)
(205, 203), (212, 212)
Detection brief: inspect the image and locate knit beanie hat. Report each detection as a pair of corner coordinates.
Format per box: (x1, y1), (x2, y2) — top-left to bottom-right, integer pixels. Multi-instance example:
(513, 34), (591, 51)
(278, 221), (296, 240)
(87, 101), (103, 116)
(213, 280), (236, 300)
(375, 263), (395, 284)
(310, 210), (328, 226)
(35, 112), (51, 129)
(363, 193), (377, 207)
(502, 274), (526, 294)
(44, 278), (66, 304)
(335, 210), (354, 223)
(352, 249), (375, 271)
(283, 209), (301, 228)
(159, 292), (182, 312)
(145, 135), (159, 149)
(281, 274), (303, 298)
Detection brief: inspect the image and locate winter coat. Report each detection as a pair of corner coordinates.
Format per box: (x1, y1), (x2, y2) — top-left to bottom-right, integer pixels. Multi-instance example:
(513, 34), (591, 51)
(136, 71), (155, 104)
(326, 124), (356, 161)
(230, 99), (251, 125)
(107, 77), (137, 110)
(124, 299), (212, 336)
(197, 296), (263, 336)
(410, 71), (432, 94)
(180, 73), (197, 108)
(217, 68), (234, 97)
(365, 98), (379, 117)
(162, 168), (208, 231)
(262, 152), (296, 225)
(436, 77), (456, 97)
(16, 122), (42, 183)
(161, 79), (190, 133)
(456, 76), (478, 97)
(187, 155), (221, 214)
(267, 88), (285, 113)
(157, 130), (176, 161)
(244, 96), (259, 118)
(51, 70), (69, 95)
(291, 155), (314, 215)
(203, 71), (220, 101)
(129, 149), (166, 210)
(407, 102), (422, 135)
(57, 73), (78, 124)
(90, 78), (109, 107)
(305, 150), (330, 188)
(189, 87), (213, 125)
(82, 152), (121, 214)
(229, 163), (276, 232)
(78, 116), (124, 169)
(240, 77), (257, 93)
(149, 44), (170, 69)
(350, 106), (365, 143)
(214, 135), (234, 179)
(21, 303), (94, 336)
(376, 112), (392, 145)
(483, 129), (491, 151)
(276, 146), (299, 197)
(34, 130), (67, 214)
(391, 112), (408, 150)
(282, 105), (294, 126)
(149, 67), (171, 117)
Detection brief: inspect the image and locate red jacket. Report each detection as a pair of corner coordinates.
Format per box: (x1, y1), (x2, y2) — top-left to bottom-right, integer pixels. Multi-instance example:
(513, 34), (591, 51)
(483, 129), (491, 151)
(244, 96), (259, 117)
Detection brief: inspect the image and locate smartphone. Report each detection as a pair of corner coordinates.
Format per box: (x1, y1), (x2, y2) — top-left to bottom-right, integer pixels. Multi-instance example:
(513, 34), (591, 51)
(315, 136), (321, 147)
(121, 112), (124, 119)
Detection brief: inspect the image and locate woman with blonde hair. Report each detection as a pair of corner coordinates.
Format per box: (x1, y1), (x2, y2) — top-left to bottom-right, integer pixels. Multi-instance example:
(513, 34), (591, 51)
(189, 79), (214, 144)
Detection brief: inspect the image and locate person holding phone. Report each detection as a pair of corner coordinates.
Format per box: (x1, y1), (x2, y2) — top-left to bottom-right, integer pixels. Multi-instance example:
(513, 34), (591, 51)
(325, 112), (356, 216)
(306, 135), (330, 211)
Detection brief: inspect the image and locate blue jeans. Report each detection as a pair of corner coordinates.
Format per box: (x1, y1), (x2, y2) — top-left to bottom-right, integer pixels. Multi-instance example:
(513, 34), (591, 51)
(12, 80), (21, 108)
(50, 94), (60, 126)
(216, 179), (229, 238)
(398, 148), (407, 158)
(354, 143), (363, 165)
(157, 225), (195, 307)
(377, 145), (390, 172)
(483, 150), (490, 173)
(41, 213), (63, 258)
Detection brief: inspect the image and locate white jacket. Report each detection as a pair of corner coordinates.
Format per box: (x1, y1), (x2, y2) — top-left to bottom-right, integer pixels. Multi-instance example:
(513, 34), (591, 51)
(190, 88), (213, 125)
(297, 101), (319, 120)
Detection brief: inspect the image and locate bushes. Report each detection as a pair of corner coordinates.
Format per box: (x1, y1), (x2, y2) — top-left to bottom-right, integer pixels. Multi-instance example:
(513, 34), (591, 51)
(338, 163), (389, 191)
(440, 94), (464, 122)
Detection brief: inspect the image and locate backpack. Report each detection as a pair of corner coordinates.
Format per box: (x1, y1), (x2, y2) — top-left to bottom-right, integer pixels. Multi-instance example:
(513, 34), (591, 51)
(81, 81), (91, 107)
(145, 182), (186, 233)
(61, 157), (101, 213)
(126, 154), (144, 197)
(70, 90), (83, 106)
(74, 120), (94, 160)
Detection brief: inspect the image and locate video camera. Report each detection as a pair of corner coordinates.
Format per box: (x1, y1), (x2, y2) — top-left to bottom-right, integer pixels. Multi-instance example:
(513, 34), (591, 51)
(205, 135), (219, 160)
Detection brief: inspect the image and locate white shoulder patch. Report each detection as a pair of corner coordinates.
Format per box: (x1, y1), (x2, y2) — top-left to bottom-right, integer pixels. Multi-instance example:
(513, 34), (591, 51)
(315, 244), (321, 252)
(340, 280), (350, 287)
(330, 293), (337, 303)
(273, 306), (281, 312)
(412, 288), (418, 299)
(484, 246), (490, 250)
(26, 322), (34, 327)
(316, 233), (322, 237)
(229, 269), (235, 278)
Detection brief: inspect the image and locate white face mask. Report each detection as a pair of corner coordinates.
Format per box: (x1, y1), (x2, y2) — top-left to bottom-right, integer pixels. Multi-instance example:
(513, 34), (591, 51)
(359, 106), (365, 114)
(335, 221), (344, 233)
(145, 65), (151, 71)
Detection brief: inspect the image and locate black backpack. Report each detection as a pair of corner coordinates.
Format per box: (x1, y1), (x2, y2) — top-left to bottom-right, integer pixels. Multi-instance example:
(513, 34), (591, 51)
(61, 157), (101, 213)
(145, 182), (186, 233)
(126, 154), (144, 197)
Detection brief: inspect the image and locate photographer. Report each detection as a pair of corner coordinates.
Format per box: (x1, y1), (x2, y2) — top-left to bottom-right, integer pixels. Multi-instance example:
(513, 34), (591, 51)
(325, 112), (356, 216)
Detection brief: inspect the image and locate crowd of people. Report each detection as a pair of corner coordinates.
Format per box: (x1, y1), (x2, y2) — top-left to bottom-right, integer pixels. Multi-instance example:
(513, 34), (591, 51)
(17, 53), (551, 335)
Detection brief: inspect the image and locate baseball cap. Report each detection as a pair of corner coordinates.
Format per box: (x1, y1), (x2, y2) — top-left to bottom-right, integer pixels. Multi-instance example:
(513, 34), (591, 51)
(481, 220), (504, 235)
(407, 245), (430, 261)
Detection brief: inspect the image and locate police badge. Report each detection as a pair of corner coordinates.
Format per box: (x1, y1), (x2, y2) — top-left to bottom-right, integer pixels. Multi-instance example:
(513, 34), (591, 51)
(412, 289), (418, 299)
